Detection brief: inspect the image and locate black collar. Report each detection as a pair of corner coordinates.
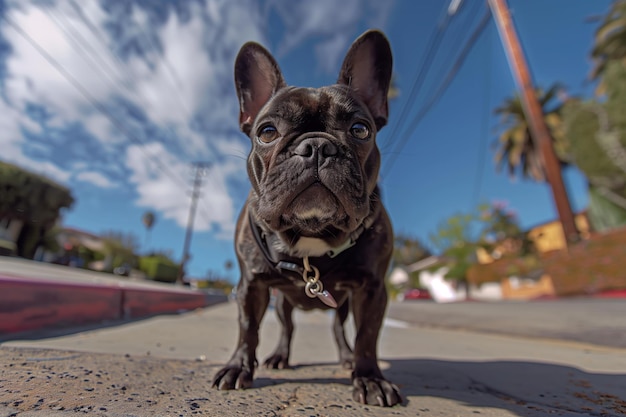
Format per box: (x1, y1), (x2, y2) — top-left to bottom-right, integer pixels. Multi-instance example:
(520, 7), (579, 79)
(246, 186), (383, 279)
(247, 210), (358, 279)
(248, 209), (299, 277)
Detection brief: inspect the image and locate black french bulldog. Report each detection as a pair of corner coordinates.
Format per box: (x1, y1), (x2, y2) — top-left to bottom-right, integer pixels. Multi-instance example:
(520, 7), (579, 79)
(212, 30), (400, 407)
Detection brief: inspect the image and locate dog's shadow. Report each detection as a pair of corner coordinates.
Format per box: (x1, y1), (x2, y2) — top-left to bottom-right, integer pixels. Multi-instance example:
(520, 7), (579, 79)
(255, 361), (352, 387)
(255, 358), (626, 415)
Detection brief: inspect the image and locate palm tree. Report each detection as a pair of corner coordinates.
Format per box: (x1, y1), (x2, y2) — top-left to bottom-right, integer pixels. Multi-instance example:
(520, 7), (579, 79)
(591, 0), (626, 80)
(141, 211), (156, 247)
(493, 84), (570, 182)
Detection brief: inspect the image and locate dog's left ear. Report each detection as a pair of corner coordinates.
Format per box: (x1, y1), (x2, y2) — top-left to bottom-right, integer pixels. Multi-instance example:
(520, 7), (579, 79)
(235, 42), (287, 136)
(338, 30), (392, 131)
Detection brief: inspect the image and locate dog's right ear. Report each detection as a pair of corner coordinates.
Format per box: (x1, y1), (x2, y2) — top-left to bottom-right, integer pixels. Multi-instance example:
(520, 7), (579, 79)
(338, 30), (392, 131)
(234, 43), (286, 136)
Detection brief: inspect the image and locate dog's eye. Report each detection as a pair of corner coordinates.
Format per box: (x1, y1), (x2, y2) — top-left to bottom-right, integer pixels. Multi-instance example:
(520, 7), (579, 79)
(258, 125), (279, 143)
(350, 123), (370, 140)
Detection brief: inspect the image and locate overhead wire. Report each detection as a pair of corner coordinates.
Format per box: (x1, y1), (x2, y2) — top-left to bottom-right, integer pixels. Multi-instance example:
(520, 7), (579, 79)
(424, 0), (482, 101)
(0, 13), (191, 192)
(50, 4), (220, 227)
(381, 9), (492, 179)
(66, 0), (135, 91)
(40, 5), (180, 186)
(43, 6), (124, 90)
(379, 1), (455, 152)
(471, 22), (494, 208)
(59, 0), (185, 154)
(69, 3), (225, 227)
(116, 6), (225, 227)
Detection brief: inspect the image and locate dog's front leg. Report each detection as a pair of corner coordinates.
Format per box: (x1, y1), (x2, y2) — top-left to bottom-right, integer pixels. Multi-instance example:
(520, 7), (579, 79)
(351, 280), (401, 406)
(263, 290), (294, 369)
(212, 277), (270, 390)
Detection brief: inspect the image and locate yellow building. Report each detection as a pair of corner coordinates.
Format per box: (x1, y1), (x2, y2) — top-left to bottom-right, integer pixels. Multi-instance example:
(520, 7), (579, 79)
(527, 212), (590, 254)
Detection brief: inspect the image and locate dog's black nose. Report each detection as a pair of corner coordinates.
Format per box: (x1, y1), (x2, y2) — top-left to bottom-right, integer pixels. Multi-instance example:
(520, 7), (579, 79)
(294, 137), (338, 160)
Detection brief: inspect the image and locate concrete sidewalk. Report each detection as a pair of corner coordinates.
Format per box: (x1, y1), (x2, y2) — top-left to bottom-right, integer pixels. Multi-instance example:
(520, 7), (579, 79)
(2, 302), (625, 416)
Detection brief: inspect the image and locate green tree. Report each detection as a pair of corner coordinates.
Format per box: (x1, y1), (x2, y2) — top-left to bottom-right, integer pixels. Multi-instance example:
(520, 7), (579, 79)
(0, 161), (74, 258)
(392, 234), (431, 266)
(480, 202), (522, 244)
(101, 231), (140, 272)
(563, 62), (626, 231)
(429, 202), (525, 280)
(430, 211), (478, 281)
(493, 84), (570, 182)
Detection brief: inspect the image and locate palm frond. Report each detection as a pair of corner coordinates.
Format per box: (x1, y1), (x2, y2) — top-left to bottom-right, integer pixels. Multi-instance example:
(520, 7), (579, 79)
(492, 83), (569, 182)
(591, 0), (626, 78)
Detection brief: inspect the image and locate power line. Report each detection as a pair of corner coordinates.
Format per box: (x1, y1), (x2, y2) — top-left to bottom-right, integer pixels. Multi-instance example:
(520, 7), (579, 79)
(471, 23), (494, 208)
(131, 11), (190, 115)
(66, 0), (134, 91)
(64, 3), (226, 225)
(425, 0), (482, 100)
(178, 161), (211, 283)
(53, 3), (188, 152)
(43, 5), (126, 90)
(381, 10), (492, 179)
(1, 13), (191, 192)
(38, 4), (224, 233)
(48, 4), (224, 231)
(380, 1), (459, 151)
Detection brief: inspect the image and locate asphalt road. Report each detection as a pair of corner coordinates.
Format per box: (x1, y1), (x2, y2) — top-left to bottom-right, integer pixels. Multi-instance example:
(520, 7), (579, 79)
(387, 298), (626, 348)
(2, 300), (626, 416)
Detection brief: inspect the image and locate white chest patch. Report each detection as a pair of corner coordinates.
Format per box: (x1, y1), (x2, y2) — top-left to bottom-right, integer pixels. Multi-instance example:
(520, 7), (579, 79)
(292, 237), (332, 257)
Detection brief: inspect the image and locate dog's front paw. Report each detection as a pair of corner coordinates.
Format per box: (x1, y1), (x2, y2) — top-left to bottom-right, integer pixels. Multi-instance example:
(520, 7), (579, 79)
(263, 352), (291, 369)
(212, 365), (253, 390)
(352, 376), (401, 407)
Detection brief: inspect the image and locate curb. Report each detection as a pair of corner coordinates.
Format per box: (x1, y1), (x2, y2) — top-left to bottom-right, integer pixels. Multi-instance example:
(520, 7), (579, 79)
(0, 274), (227, 335)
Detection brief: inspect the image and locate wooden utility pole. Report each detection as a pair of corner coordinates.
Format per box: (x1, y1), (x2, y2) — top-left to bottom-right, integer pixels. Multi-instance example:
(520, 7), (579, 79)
(488, 0), (579, 245)
(177, 162), (210, 284)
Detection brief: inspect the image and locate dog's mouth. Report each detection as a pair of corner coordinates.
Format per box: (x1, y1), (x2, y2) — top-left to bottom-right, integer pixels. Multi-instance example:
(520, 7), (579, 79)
(280, 182), (345, 233)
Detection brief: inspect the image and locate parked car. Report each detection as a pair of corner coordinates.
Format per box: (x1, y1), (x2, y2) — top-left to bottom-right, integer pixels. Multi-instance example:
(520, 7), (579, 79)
(113, 264), (131, 277)
(398, 288), (432, 301)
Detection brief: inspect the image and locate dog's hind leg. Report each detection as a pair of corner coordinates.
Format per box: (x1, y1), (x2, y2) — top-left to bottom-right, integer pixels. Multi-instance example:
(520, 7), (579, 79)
(263, 290), (294, 369)
(333, 299), (354, 369)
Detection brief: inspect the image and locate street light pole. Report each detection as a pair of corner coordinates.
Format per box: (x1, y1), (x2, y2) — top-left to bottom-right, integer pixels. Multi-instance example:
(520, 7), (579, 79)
(177, 162), (210, 284)
(488, 0), (580, 246)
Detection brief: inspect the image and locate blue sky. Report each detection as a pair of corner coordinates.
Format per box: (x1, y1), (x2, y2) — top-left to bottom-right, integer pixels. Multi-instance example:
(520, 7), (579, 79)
(0, 0), (612, 281)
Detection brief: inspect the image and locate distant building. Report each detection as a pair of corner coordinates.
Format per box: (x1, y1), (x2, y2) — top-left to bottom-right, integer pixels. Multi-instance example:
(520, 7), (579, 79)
(526, 212), (591, 254)
(476, 211), (591, 265)
(468, 212), (591, 300)
(57, 227), (105, 252)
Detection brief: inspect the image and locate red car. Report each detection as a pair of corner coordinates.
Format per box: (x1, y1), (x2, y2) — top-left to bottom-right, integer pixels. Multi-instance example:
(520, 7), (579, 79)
(399, 288), (432, 301)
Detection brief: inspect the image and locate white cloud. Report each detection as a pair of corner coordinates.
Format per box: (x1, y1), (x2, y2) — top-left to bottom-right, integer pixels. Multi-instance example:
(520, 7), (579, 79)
(0, 0), (259, 232)
(0, 100), (72, 183)
(75, 171), (117, 188)
(265, 0), (394, 72)
(0, 0), (393, 239)
(125, 142), (235, 233)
